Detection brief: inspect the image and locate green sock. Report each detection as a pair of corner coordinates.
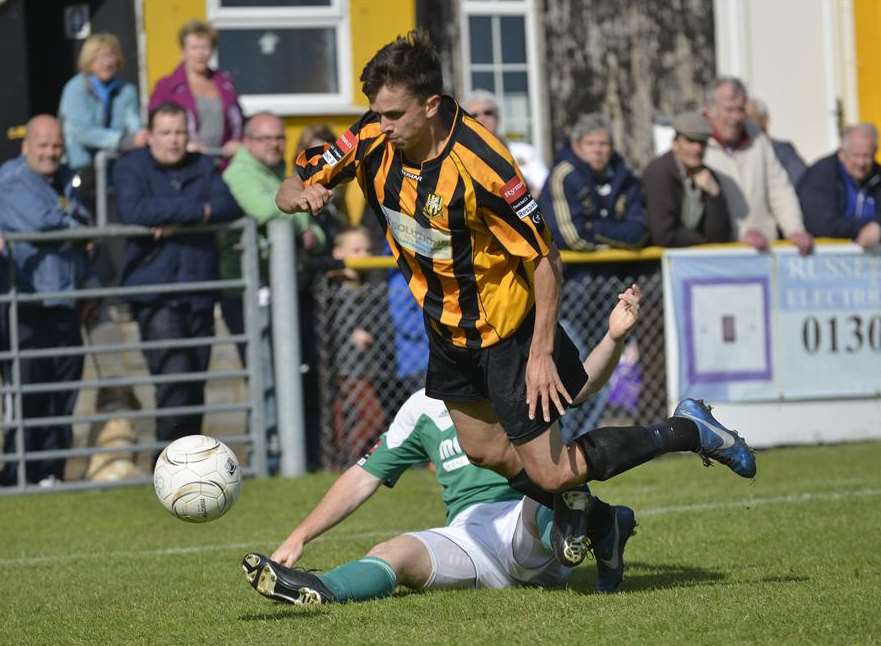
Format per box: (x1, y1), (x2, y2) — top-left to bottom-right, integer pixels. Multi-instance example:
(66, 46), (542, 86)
(536, 504), (554, 553)
(317, 556), (397, 602)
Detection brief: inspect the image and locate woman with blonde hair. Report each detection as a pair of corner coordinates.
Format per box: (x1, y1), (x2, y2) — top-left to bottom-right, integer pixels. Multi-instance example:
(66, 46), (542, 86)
(58, 32), (147, 181)
(149, 19), (243, 160)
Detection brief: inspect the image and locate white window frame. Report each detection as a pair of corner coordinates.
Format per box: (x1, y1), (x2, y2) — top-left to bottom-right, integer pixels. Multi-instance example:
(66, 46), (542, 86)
(460, 0), (548, 161)
(206, 0), (359, 115)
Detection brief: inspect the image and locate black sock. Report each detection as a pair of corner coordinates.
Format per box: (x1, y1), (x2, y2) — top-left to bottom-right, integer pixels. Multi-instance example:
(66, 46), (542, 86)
(574, 424), (673, 481)
(586, 498), (613, 544)
(508, 469), (554, 508)
(656, 417), (700, 452)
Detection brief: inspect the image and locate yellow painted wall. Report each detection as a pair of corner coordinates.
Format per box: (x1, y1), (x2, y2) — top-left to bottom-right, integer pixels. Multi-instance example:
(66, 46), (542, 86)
(141, 0), (415, 221)
(143, 0), (205, 89)
(349, 0), (415, 107)
(854, 0), (881, 128)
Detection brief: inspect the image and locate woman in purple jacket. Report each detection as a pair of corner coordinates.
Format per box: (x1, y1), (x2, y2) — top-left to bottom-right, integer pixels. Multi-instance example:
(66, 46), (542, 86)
(148, 19), (244, 160)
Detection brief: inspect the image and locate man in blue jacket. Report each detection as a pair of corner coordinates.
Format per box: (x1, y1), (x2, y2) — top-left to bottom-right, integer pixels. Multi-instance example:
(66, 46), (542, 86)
(539, 113), (648, 252)
(798, 123), (881, 249)
(0, 115), (93, 485)
(114, 101), (240, 445)
(538, 114), (648, 436)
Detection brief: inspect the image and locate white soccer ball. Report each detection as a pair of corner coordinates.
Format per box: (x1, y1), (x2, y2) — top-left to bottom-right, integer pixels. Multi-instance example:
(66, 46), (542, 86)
(153, 435), (241, 523)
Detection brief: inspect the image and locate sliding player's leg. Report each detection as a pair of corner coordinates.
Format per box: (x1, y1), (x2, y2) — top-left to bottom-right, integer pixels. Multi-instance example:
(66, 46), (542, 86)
(526, 498), (636, 593)
(241, 536), (420, 606)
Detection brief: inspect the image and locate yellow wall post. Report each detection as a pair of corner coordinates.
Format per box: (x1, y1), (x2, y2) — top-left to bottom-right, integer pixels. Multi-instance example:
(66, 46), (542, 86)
(142, 0), (206, 88)
(853, 0), (881, 129)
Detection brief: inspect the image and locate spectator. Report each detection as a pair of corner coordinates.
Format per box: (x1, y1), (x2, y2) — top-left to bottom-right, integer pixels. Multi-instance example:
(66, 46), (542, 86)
(149, 20), (243, 160)
(798, 123), (881, 248)
(539, 113), (648, 251)
(114, 102), (240, 446)
(537, 114), (646, 438)
(462, 89), (548, 195)
(0, 116), (93, 485)
(58, 32), (147, 208)
(220, 111), (326, 356)
(221, 112), (327, 473)
(746, 97), (807, 186)
(643, 110), (732, 246)
(328, 226), (389, 467)
(703, 77), (813, 255)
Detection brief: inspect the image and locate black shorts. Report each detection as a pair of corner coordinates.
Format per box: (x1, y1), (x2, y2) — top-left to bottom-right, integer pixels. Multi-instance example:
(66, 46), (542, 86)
(425, 311), (589, 445)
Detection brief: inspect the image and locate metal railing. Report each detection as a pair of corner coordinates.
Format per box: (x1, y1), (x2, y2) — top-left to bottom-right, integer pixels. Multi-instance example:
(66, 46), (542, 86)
(0, 219), (274, 493)
(94, 147), (225, 228)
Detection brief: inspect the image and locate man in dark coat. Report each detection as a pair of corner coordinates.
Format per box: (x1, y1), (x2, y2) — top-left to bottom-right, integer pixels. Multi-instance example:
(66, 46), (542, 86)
(798, 123), (881, 249)
(643, 111), (733, 247)
(114, 101), (240, 443)
(539, 113), (648, 252)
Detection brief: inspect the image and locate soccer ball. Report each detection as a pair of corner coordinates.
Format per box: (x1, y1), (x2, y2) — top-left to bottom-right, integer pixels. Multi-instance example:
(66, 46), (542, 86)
(153, 435), (241, 523)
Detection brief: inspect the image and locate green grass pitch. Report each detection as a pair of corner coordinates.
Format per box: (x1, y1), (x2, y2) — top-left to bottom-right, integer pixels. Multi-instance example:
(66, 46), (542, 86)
(2, 442), (880, 645)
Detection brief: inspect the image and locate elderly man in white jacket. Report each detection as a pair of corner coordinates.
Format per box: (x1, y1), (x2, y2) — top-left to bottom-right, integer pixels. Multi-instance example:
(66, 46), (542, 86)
(703, 77), (813, 255)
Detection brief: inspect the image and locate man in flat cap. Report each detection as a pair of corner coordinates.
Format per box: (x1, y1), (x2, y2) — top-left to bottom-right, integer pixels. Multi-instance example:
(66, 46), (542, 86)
(642, 110), (733, 246)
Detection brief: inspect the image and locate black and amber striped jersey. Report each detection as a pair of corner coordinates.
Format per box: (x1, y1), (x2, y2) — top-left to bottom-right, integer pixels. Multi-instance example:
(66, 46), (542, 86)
(296, 95), (551, 349)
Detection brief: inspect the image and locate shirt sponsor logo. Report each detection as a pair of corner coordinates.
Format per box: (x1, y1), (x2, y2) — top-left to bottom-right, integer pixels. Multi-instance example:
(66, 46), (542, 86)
(423, 192), (444, 218)
(336, 129), (356, 154)
(322, 129), (356, 168)
(442, 455), (470, 472)
(381, 205), (452, 260)
(438, 437), (462, 460)
(322, 149), (341, 167)
(501, 176), (542, 222)
(501, 177), (527, 204)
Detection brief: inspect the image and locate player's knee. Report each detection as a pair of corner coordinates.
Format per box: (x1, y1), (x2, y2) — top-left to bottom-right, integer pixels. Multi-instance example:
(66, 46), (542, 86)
(460, 443), (511, 474)
(367, 540), (395, 562)
(526, 466), (580, 493)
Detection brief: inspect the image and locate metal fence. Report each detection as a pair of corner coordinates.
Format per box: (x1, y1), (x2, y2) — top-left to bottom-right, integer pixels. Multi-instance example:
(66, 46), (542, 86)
(0, 219), (269, 493)
(312, 251), (666, 469)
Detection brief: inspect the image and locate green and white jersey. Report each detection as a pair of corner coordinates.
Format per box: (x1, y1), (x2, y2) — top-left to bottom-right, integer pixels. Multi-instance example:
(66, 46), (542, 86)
(358, 390), (522, 524)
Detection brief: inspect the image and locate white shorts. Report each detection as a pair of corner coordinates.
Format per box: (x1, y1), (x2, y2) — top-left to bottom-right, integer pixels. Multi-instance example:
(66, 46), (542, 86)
(407, 499), (572, 590)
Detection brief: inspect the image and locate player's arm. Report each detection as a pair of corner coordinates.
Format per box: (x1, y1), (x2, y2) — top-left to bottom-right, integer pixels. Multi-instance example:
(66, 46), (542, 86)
(574, 284), (641, 404)
(272, 465), (382, 567)
(467, 136), (571, 423)
(275, 172), (334, 216)
(277, 115), (380, 215)
(527, 244), (571, 422)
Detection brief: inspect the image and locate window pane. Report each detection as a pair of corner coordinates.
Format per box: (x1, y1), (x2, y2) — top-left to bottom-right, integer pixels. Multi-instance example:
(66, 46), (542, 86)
(469, 16), (493, 64)
(500, 16), (526, 64)
(471, 72), (495, 93)
(220, 0), (331, 6)
(218, 28), (338, 94)
(501, 71), (530, 141)
(502, 71), (528, 93)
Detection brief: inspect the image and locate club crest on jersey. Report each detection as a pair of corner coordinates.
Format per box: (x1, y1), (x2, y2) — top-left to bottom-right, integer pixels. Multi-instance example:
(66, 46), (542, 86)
(501, 177), (541, 222)
(423, 192), (444, 218)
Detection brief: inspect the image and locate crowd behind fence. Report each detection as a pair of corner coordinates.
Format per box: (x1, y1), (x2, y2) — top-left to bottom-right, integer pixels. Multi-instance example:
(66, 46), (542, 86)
(0, 219), (270, 493)
(0, 213), (674, 490)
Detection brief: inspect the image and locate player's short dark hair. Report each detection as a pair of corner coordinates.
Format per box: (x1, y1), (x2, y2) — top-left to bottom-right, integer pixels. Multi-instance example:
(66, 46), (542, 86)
(148, 101), (187, 130)
(360, 29), (443, 102)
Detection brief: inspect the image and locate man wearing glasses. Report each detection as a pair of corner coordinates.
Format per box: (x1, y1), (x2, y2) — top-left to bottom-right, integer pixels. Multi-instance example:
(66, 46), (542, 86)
(220, 112), (327, 473)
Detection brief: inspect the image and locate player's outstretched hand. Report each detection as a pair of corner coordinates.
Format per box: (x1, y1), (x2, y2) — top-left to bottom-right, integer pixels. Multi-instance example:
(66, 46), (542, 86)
(292, 184), (334, 215)
(271, 535), (305, 568)
(608, 283), (641, 342)
(526, 353), (572, 423)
